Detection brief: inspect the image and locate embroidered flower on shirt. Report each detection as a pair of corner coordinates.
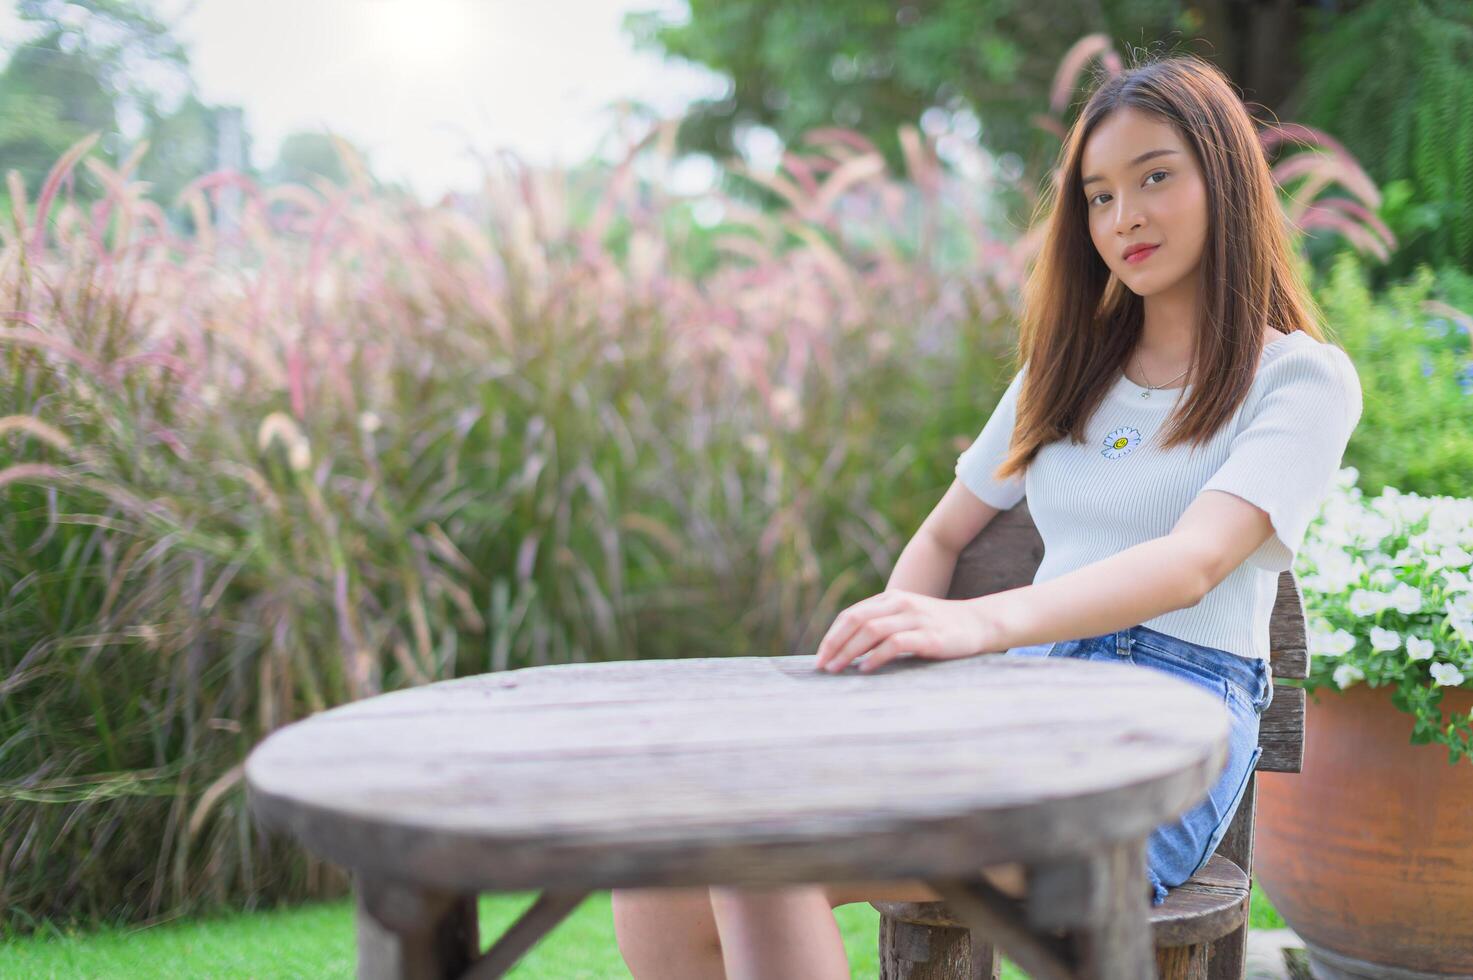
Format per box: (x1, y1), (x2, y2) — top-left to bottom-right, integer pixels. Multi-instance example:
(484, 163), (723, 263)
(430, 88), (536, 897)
(1101, 425), (1143, 460)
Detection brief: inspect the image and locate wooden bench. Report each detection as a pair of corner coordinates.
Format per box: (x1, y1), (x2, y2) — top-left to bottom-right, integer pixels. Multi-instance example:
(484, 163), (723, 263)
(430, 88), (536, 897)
(871, 500), (1307, 980)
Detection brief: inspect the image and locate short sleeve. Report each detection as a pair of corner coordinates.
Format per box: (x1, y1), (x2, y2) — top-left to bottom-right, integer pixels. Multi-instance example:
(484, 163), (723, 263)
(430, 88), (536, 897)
(954, 363), (1028, 509)
(1196, 343), (1363, 572)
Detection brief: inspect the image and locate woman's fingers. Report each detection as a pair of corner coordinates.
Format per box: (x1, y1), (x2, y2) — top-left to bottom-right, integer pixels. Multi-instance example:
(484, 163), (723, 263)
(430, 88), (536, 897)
(852, 629), (929, 673)
(815, 593), (908, 670)
(819, 613), (917, 672)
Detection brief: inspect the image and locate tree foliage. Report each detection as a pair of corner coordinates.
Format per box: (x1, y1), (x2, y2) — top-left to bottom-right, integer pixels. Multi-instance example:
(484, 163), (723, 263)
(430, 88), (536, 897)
(0, 1), (385, 226)
(1292, 0), (1473, 281)
(628, 2), (1236, 182)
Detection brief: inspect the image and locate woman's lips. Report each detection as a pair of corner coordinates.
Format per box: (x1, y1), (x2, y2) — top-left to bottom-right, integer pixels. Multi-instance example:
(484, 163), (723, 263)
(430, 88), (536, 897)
(1125, 244), (1160, 264)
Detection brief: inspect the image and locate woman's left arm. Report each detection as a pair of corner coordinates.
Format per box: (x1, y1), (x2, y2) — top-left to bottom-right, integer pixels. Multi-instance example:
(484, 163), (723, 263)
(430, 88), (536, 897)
(979, 488), (1275, 651)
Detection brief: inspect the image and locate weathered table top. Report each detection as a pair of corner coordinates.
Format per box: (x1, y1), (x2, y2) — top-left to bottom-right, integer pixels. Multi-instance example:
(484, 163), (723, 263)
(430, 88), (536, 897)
(245, 653), (1229, 896)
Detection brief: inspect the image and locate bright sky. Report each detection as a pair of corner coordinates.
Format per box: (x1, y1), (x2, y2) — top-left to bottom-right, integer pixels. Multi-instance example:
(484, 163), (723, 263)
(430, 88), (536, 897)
(1, 0), (735, 202)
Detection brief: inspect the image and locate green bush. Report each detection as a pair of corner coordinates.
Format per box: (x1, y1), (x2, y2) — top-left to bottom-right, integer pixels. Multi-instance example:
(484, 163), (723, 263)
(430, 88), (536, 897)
(1318, 252), (1473, 497)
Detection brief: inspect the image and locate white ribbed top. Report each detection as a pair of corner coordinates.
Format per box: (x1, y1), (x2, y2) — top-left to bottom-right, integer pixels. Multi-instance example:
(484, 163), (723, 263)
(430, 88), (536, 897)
(954, 330), (1363, 662)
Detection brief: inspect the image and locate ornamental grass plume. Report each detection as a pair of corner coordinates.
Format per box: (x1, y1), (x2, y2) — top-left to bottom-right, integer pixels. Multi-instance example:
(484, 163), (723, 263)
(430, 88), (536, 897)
(0, 115), (1035, 930)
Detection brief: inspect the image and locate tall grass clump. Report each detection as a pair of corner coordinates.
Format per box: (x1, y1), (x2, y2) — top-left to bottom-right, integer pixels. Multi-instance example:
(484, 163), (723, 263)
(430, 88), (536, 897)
(0, 113), (1043, 932)
(0, 38), (1393, 933)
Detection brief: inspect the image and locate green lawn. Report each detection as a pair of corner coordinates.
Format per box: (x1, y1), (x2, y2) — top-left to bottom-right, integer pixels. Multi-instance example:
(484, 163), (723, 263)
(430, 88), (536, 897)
(1, 882), (1285, 978)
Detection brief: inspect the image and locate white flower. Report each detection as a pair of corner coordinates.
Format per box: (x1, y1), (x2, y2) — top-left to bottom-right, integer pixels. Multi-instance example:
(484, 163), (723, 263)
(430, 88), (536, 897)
(1428, 500), (1473, 537)
(1388, 582), (1423, 615)
(358, 411), (382, 434)
(1390, 546), (1424, 569)
(1430, 662), (1466, 687)
(1309, 627), (1356, 659)
(1440, 545), (1472, 569)
(1446, 598), (1473, 645)
(1100, 425), (1143, 460)
(1369, 626), (1401, 651)
(1303, 549), (1361, 593)
(1347, 589), (1390, 617)
(1333, 663), (1365, 689)
(1345, 510), (1396, 546)
(1298, 483), (1473, 707)
(1406, 636), (1436, 661)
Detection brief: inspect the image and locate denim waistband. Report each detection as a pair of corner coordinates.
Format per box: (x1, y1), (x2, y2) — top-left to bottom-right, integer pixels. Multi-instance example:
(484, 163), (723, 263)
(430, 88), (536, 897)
(1122, 623), (1268, 704)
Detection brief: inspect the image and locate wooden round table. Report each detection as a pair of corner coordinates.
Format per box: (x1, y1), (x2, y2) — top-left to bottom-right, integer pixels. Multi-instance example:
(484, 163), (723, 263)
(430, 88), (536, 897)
(245, 652), (1229, 979)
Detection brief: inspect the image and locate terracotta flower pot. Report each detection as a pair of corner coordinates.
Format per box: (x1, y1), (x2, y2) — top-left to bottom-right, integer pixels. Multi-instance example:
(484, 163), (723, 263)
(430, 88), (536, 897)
(1255, 681), (1473, 977)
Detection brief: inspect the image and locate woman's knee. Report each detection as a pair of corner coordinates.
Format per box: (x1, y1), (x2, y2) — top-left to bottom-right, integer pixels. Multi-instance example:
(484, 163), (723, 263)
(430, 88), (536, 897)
(611, 886), (721, 950)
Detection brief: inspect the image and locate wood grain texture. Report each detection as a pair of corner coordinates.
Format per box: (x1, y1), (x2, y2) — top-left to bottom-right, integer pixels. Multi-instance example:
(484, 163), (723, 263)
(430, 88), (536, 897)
(926, 841), (1159, 980)
(1146, 853), (1250, 947)
(245, 654), (1229, 895)
(877, 916), (999, 979)
(871, 850), (1247, 946)
(1206, 779), (1258, 979)
(1068, 838), (1156, 979)
(926, 878), (1076, 980)
(1257, 686), (1305, 773)
(1156, 941), (1209, 979)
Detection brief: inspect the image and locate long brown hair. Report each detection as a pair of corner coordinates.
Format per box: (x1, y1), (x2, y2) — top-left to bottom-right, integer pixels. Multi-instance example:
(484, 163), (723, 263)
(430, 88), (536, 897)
(992, 52), (1326, 483)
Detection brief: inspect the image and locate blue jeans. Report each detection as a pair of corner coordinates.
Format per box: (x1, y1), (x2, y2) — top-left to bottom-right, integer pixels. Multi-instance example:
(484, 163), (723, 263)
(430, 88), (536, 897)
(1003, 624), (1273, 907)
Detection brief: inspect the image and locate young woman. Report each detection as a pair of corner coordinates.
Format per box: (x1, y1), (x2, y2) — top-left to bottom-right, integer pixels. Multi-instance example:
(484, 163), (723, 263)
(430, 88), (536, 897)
(612, 52), (1363, 979)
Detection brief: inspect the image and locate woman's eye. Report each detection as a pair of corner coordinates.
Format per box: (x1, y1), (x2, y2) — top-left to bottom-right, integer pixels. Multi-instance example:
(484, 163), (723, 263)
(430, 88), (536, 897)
(1088, 170), (1168, 206)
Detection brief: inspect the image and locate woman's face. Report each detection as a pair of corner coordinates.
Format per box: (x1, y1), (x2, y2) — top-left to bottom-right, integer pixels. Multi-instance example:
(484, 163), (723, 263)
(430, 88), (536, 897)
(1080, 107), (1208, 296)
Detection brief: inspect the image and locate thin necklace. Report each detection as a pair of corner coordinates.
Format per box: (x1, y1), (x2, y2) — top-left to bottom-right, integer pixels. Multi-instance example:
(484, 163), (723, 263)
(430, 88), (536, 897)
(1132, 354), (1190, 399)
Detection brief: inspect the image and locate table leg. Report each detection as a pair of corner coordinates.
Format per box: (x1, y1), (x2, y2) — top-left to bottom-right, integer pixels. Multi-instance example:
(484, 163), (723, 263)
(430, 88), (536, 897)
(927, 874), (1074, 980)
(354, 873), (479, 980)
(1056, 838), (1155, 979)
(461, 890), (590, 979)
(353, 873), (591, 980)
(929, 837), (1154, 980)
